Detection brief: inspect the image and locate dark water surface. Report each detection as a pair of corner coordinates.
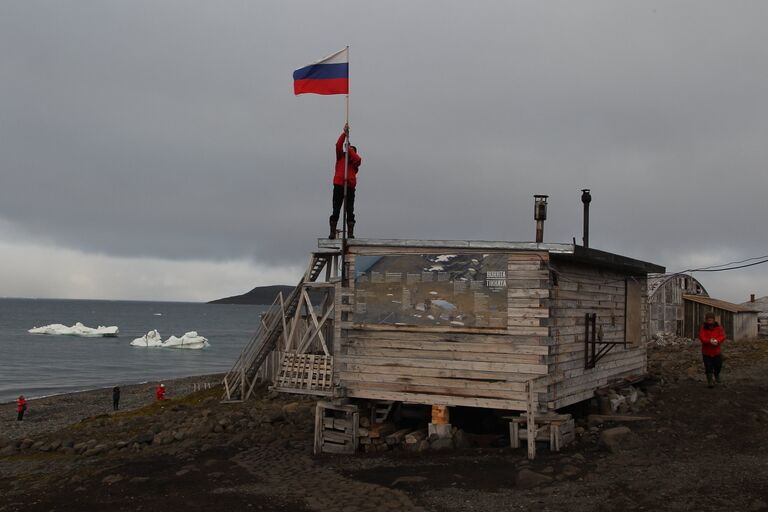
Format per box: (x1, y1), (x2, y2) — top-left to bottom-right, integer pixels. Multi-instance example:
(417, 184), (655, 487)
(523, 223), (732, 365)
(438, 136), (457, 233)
(0, 298), (267, 403)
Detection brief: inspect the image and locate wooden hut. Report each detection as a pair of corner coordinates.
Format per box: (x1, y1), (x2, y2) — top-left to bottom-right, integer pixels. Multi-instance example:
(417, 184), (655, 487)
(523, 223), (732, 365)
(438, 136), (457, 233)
(224, 238), (664, 416)
(683, 295), (759, 342)
(648, 274), (708, 338)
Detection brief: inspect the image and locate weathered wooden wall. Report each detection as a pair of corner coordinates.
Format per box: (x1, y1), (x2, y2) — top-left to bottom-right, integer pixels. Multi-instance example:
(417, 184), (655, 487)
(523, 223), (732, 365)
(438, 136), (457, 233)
(332, 246), (652, 413)
(335, 249), (551, 410)
(547, 258), (648, 409)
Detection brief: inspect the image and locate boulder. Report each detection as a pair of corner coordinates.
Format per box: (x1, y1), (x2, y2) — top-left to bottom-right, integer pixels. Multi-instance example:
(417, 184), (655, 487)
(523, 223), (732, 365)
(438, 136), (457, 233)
(0, 445), (18, 457)
(430, 437), (454, 451)
(516, 468), (552, 489)
(600, 426), (641, 453)
(101, 474), (123, 485)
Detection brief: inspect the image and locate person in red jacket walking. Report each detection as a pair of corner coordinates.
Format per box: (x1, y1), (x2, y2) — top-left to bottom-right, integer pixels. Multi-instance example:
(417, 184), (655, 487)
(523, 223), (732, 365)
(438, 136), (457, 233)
(17, 395), (27, 421)
(155, 383), (165, 401)
(329, 123), (361, 239)
(698, 312), (726, 387)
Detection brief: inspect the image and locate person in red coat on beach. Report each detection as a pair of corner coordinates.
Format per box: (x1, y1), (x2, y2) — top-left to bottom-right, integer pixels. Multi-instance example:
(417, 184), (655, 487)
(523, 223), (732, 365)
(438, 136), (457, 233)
(17, 395), (27, 421)
(698, 312), (726, 387)
(155, 383), (165, 401)
(329, 123), (361, 239)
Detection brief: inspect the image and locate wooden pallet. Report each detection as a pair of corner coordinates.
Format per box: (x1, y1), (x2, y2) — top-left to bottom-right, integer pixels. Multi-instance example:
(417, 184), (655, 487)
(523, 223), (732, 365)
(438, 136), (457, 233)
(273, 353), (334, 396)
(507, 412), (575, 456)
(314, 401), (359, 455)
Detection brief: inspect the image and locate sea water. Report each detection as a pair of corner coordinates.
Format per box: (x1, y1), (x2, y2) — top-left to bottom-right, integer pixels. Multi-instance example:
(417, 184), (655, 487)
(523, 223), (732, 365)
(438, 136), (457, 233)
(0, 298), (267, 403)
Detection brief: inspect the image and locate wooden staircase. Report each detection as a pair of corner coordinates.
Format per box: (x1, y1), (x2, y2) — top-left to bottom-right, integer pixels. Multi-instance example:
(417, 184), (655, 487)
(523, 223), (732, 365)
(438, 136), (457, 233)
(222, 250), (340, 402)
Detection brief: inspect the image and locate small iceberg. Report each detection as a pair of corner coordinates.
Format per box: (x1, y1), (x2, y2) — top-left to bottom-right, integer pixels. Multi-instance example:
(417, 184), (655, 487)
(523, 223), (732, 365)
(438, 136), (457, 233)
(28, 322), (119, 338)
(130, 329), (164, 347)
(130, 330), (209, 350)
(163, 331), (209, 350)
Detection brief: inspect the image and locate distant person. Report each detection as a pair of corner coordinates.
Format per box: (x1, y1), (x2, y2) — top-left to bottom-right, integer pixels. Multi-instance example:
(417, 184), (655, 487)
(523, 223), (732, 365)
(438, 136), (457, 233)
(698, 312), (726, 388)
(17, 395), (27, 421)
(112, 386), (121, 411)
(329, 123), (361, 239)
(155, 383), (165, 401)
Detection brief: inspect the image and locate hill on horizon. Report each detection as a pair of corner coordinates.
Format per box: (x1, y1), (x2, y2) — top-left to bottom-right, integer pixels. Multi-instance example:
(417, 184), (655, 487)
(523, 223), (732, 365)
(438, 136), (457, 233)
(208, 285), (293, 305)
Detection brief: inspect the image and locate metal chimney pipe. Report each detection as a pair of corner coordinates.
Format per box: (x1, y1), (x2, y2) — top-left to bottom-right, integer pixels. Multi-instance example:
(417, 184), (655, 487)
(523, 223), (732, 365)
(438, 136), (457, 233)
(751, 294), (756, 303)
(534, 195), (548, 243)
(581, 189), (592, 248)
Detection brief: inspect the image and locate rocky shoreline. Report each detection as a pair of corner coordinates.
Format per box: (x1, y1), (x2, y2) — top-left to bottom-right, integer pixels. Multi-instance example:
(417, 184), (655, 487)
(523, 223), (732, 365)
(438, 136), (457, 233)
(0, 374), (223, 441)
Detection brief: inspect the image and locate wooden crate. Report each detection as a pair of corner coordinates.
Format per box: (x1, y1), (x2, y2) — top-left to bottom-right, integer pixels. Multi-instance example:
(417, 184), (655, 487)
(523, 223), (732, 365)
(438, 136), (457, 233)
(314, 401), (359, 455)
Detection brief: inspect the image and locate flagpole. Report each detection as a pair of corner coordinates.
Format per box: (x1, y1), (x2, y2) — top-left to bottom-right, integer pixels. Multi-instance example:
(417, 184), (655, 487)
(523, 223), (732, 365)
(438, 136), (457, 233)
(341, 46), (350, 245)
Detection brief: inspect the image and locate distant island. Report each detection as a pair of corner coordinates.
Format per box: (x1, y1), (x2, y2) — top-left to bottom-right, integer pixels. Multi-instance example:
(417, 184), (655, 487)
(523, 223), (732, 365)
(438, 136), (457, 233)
(208, 285), (293, 305)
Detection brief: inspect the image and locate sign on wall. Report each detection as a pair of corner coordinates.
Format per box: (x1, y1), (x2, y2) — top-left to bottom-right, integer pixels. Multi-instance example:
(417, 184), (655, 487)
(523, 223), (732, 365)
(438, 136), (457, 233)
(353, 253), (508, 328)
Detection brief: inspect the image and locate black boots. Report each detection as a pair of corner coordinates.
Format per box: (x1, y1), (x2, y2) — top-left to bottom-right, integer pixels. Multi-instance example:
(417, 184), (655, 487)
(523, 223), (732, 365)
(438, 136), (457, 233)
(328, 217), (355, 239)
(706, 374), (714, 388)
(329, 217), (338, 239)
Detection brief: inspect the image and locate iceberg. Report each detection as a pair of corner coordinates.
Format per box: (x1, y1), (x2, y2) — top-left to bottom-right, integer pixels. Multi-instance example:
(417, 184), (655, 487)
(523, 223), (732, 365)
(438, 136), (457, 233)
(130, 330), (209, 350)
(28, 322), (119, 337)
(130, 330), (164, 347)
(162, 331), (209, 350)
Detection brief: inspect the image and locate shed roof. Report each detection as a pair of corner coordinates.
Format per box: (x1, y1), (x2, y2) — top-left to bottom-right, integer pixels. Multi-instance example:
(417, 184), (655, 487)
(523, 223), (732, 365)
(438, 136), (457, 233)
(740, 296), (768, 313)
(683, 294), (759, 314)
(318, 238), (665, 274)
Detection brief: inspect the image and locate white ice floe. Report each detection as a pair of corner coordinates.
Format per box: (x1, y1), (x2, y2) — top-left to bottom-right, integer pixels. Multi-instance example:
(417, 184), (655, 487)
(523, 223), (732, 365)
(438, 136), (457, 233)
(131, 330), (209, 350)
(162, 331), (209, 350)
(434, 254), (457, 263)
(28, 322), (119, 337)
(130, 330), (164, 347)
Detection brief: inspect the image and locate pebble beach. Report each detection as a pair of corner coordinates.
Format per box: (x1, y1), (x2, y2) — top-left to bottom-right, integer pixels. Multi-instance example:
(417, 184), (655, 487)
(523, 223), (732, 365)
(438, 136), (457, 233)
(0, 374), (223, 441)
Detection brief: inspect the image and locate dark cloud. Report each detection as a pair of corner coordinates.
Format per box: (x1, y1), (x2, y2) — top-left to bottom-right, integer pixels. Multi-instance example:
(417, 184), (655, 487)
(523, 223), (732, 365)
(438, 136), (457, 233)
(1, 1), (767, 301)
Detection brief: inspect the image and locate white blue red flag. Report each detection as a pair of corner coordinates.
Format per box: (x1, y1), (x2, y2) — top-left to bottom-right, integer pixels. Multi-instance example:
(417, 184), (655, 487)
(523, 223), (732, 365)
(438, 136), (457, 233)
(293, 48), (349, 96)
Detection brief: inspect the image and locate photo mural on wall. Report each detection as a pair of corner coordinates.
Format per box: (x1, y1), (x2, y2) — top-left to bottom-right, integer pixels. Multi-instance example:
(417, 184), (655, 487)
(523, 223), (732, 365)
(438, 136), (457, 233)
(353, 253), (508, 328)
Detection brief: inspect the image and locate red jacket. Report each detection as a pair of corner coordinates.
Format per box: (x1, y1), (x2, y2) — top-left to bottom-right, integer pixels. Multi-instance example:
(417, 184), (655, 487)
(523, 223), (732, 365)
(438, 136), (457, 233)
(698, 322), (726, 357)
(334, 132), (361, 189)
(156, 386), (165, 401)
(17, 397), (26, 413)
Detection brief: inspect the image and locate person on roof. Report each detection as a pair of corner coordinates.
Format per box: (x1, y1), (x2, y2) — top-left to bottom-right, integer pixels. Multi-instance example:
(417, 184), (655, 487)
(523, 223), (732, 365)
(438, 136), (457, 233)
(698, 312), (726, 387)
(17, 395), (27, 421)
(329, 123), (361, 239)
(155, 383), (166, 401)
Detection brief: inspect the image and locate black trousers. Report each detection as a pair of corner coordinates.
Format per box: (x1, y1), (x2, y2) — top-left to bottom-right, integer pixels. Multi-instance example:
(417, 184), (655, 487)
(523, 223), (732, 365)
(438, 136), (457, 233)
(703, 354), (723, 377)
(17, 410), (24, 421)
(113, 400), (119, 411)
(330, 185), (355, 225)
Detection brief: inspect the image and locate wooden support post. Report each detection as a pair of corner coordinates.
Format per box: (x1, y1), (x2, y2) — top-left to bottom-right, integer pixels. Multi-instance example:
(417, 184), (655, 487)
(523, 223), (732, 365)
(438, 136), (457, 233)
(526, 380), (536, 460)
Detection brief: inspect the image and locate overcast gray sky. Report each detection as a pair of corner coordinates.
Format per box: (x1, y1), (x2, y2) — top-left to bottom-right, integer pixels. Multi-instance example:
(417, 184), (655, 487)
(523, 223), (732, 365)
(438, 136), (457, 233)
(1, 1), (766, 302)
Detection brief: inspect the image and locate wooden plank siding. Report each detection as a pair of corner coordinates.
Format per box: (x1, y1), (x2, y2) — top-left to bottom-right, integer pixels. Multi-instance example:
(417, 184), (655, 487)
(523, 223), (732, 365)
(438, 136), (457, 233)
(334, 246), (650, 413)
(336, 249), (551, 410)
(547, 259), (648, 409)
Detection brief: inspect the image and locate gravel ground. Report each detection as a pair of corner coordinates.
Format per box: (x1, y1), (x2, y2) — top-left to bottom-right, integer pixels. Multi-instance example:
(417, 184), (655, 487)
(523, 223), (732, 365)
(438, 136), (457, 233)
(0, 374), (222, 440)
(2, 341), (768, 512)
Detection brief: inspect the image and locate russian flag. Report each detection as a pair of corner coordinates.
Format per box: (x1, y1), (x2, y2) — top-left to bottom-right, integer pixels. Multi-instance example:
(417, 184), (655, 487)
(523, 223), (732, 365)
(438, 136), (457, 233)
(293, 48), (349, 96)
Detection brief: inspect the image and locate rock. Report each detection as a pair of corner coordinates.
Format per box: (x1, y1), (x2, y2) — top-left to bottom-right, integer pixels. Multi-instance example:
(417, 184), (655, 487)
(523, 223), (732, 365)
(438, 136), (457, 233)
(175, 469), (190, 477)
(101, 474), (123, 485)
(282, 402), (300, 415)
(516, 468), (552, 489)
(430, 437), (454, 451)
(133, 430), (155, 444)
(116, 441), (129, 449)
(571, 453), (586, 462)
(129, 477), (150, 484)
(48, 440), (62, 451)
(392, 476), (428, 486)
(453, 429), (473, 449)
(267, 412), (285, 424)
(1, 445), (18, 456)
(749, 498), (767, 511)
(174, 432), (185, 442)
(541, 466), (554, 474)
(600, 426), (640, 453)
(705, 434), (718, 440)
(32, 441), (44, 450)
(561, 464), (580, 477)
